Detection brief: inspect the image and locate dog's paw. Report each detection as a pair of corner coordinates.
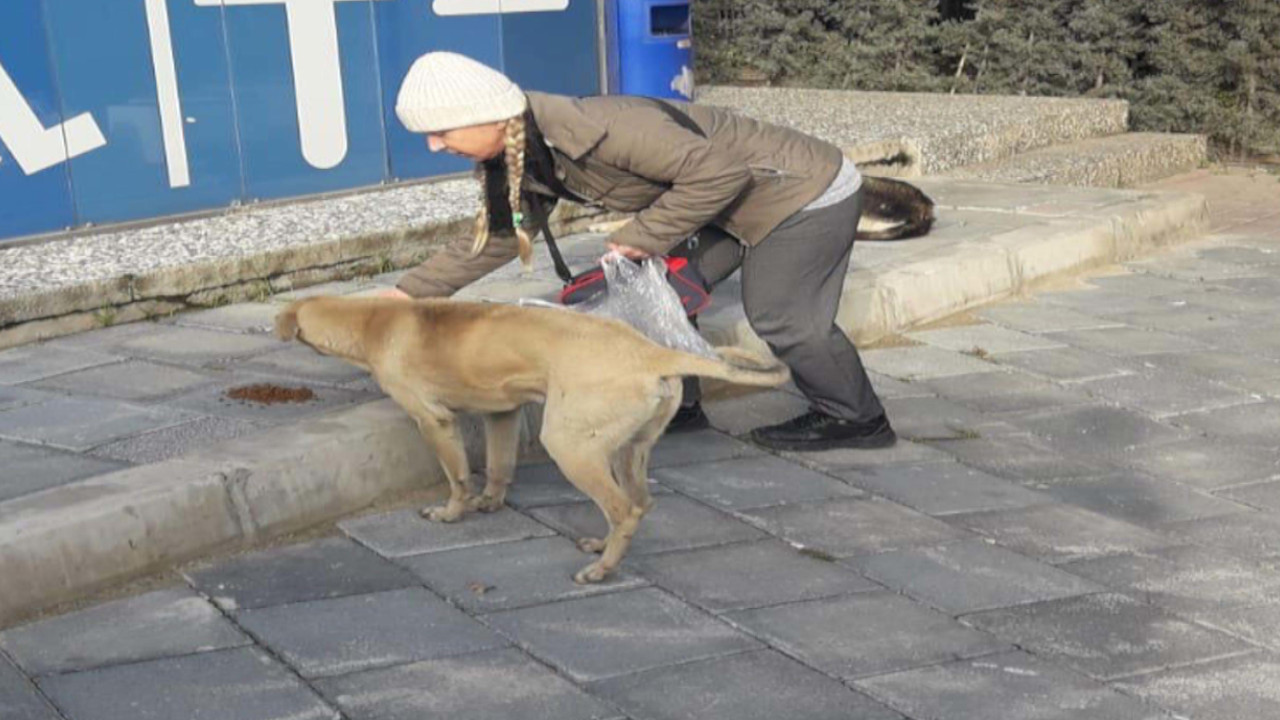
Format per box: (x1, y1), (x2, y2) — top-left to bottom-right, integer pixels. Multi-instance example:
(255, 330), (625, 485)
(465, 494), (505, 513)
(421, 503), (465, 523)
(573, 562), (610, 585)
(576, 537), (606, 554)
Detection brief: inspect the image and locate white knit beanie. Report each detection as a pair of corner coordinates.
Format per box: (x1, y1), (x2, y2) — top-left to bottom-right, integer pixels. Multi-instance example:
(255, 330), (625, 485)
(395, 52), (527, 133)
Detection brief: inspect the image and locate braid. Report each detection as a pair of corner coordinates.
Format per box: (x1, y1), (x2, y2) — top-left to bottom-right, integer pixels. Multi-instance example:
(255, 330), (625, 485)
(471, 163), (491, 257)
(504, 116), (533, 269)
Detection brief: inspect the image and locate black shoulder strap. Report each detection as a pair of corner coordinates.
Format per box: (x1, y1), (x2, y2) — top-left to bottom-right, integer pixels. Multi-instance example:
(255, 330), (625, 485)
(532, 96), (707, 284)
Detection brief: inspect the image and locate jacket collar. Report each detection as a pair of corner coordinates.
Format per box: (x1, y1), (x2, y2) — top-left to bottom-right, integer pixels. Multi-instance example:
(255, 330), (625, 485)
(525, 91), (606, 160)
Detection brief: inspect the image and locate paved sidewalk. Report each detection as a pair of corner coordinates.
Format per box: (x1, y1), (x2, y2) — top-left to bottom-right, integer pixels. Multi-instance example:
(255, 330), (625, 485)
(2, 167), (1279, 719)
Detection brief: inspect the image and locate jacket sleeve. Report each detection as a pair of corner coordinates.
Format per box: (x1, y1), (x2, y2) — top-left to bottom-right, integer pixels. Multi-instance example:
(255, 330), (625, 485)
(395, 229), (521, 298)
(597, 107), (751, 256)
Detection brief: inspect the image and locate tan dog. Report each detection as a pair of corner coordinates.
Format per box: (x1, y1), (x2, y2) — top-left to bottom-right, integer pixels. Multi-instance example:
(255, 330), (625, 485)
(276, 296), (788, 583)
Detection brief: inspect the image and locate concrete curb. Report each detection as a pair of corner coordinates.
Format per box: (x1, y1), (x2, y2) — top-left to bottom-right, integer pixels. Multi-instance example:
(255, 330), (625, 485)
(0, 399), (542, 626)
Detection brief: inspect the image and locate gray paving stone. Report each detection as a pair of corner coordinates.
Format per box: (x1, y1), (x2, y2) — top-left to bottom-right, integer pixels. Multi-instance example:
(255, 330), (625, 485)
(1220, 479), (1280, 512)
(1078, 370), (1258, 418)
(592, 649), (903, 720)
(1219, 275), (1280, 294)
(0, 589), (248, 677)
(652, 455), (862, 511)
(1189, 601), (1280, 651)
(166, 379), (375, 423)
(868, 371), (935, 399)
(648, 429), (764, 469)
(0, 441), (125, 502)
(1142, 354), (1280, 398)
(1031, 472), (1250, 526)
(0, 345), (118, 385)
(1044, 325), (1208, 357)
(632, 539), (878, 613)
(86, 415), (267, 464)
(976, 301), (1123, 333)
(28, 359), (216, 401)
(0, 654), (59, 720)
(314, 648), (617, 720)
(235, 346), (371, 385)
(857, 650), (1166, 720)
(881, 396), (1020, 441)
(1176, 286), (1280, 315)
(1036, 288), (1190, 317)
(37, 647), (338, 720)
(1107, 307), (1246, 335)
(779, 438), (956, 472)
(907, 324), (1067, 354)
(1195, 245), (1280, 266)
(945, 504), (1173, 564)
(1160, 512), (1280, 561)
(1015, 405), (1188, 458)
(1089, 272), (1208, 297)
(922, 371), (1094, 416)
(1061, 545), (1280, 614)
(1113, 652), (1280, 720)
(725, 591), (1008, 680)
(993, 346), (1136, 383)
(861, 345), (1002, 381)
(702, 389), (810, 435)
(0, 386), (54, 412)
(963, 592), (1255, 681)
(110, 325), (282, 365)
(503, 462), (672, 510)
(339, 508), (555, 558)
(170, 302), (279, 333)
(839, 462), (1052, 516)
(527, 494), (765, 555)
(927, 434), (1108, 481)
(1115, 438), (1280, 490)
(235, 587), (508, 678)
(741, 497), (970, 558)
(844, 539), (1106, 614)
(484, 587), (759, 682)
(184, 537), (420, 611)
(1171, 401), (1280, 445)
(401, 536), (648, 613)
(0, 396), (191, 451)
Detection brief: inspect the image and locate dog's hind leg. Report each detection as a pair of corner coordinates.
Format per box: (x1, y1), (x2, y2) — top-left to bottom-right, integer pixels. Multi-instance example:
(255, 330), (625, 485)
(413, 413), (473, 523)
(541, 385), (662, 584)
(468, 409), (521, 513)
(615, 379), (681, 511)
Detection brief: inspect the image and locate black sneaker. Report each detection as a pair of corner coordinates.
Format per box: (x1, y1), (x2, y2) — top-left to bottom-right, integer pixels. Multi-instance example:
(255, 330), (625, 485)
(666, 403), (711, 433)
(750, 410), (896, 451)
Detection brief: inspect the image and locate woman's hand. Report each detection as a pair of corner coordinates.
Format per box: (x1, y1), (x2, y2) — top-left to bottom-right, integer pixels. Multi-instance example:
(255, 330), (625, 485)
(378, 288), (413, 300)
(607, 242), (652, 261)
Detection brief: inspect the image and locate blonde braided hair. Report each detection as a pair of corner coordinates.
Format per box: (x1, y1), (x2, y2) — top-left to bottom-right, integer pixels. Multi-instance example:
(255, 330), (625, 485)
(470, 116), (533, 269)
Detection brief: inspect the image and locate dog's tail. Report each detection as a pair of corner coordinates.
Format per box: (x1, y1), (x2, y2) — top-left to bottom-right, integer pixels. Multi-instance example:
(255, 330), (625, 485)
(656, 346), (790, 388)
(855, 176), (935, 242)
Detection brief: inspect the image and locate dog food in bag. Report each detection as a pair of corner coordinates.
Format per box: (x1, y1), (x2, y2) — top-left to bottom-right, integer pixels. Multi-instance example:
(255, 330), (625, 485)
(572, 252), (717, 359)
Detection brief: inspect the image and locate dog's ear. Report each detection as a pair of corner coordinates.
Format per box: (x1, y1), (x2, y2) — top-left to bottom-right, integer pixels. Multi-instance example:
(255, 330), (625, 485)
(274, 302), (303, 342)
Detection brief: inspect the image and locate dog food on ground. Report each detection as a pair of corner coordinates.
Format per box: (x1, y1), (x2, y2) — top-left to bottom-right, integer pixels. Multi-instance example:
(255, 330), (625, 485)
(224, 383), (315, 405)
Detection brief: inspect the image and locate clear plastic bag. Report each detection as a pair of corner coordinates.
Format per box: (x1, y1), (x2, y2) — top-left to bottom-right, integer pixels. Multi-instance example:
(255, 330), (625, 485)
(572, 251), (717, 358)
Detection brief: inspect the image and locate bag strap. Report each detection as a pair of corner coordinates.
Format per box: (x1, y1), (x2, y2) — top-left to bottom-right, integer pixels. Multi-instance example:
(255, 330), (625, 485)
(531, 97), (707, 284)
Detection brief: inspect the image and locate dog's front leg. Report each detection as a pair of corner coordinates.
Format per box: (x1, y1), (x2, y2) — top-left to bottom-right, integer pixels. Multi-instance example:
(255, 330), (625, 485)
(414, 413), (473, 523)
(467, 410), (521, 513)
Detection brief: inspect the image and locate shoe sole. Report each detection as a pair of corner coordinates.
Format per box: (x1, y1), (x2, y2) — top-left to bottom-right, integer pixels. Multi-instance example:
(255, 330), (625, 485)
(748, 432), (898, 452)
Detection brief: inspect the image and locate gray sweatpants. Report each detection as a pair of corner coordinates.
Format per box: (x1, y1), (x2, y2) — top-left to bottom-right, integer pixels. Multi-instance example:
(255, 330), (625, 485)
(679, 187), (886, 423)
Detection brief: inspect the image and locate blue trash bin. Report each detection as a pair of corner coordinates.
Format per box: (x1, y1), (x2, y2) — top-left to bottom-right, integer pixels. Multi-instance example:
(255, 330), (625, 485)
(604, 0), (693, 99)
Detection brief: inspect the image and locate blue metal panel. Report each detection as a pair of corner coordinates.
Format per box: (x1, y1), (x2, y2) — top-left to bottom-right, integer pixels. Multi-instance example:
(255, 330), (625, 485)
(614, 0), (692, 99)
(40, 0), (242, 226)
(221, 0), (386, 201)
(0, 0), (76, 240)
(501, 0), (600, 97)
(374, 3), (502, 182)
